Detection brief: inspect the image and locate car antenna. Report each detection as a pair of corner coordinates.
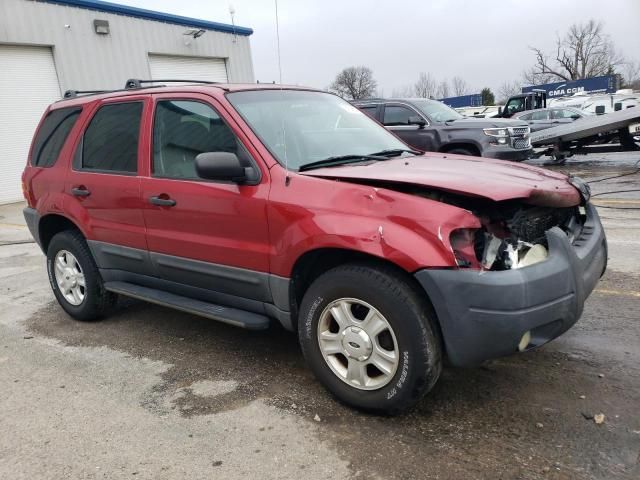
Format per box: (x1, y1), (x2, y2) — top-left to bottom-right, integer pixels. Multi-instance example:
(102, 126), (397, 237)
(274, 0), (290, 186)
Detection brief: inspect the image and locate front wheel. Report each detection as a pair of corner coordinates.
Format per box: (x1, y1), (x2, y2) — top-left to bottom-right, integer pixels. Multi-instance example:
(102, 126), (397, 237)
(298, 264), (442, 414)
(446, 148), (476, 156)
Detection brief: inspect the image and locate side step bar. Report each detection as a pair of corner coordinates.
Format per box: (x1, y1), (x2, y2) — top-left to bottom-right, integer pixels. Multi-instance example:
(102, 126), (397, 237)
(104, 281), (270, 330)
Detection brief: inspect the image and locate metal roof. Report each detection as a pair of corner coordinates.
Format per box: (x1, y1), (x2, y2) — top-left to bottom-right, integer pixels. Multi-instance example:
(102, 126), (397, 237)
(42, 0), (253, 36)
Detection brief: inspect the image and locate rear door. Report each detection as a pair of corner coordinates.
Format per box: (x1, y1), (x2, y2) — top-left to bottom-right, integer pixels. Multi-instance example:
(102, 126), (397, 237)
(64, 96), (150, 274)
(381, 104), (436, 151)
(139, 93), (271, 302)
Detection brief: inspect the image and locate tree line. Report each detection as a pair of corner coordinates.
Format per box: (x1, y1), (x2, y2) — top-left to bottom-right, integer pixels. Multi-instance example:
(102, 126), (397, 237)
(329, 19), (640, 105)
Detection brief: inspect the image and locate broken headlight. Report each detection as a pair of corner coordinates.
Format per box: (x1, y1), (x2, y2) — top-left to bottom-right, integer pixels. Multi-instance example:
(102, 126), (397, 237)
(449, 228), (481, 268)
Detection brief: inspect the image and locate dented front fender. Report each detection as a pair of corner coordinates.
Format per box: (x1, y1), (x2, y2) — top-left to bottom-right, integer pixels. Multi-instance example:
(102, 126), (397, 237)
(267, 168), (481, 276)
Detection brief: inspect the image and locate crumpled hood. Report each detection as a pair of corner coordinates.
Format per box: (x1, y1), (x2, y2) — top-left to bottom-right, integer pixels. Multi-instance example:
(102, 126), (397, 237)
(299, 153), (581, 207)
(442, 117), (529, 129)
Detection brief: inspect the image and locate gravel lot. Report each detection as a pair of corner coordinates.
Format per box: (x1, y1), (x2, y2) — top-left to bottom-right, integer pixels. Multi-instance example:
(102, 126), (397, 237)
(1, 152), (639, 480)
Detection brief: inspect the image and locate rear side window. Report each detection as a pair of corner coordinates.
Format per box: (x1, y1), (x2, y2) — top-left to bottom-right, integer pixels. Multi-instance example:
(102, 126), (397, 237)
(81, 102), (142, 173)
(31, 107), (81, 167)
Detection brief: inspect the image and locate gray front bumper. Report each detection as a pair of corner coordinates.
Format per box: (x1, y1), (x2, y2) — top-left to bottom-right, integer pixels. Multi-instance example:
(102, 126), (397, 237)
(415, 203), (607, 367)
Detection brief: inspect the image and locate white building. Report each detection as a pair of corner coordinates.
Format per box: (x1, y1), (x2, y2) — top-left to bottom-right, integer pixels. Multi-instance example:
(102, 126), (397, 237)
(0, 0), (255, 203)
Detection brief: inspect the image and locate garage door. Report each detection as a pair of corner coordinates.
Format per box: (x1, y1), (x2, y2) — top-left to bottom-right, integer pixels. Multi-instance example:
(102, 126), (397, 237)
(148, 54), (228, 83)
(0, 45), (61, 204)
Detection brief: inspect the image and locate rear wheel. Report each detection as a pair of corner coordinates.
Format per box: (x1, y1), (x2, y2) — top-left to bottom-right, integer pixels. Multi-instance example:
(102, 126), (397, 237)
(47, 230), (117, 321)
(298, 263), (442, 414)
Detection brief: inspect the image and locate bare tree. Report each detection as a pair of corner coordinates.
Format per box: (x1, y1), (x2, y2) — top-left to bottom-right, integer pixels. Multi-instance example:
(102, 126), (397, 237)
(451, 76), (470, 96)
(391, 84), (415, 98)
(525, 20), (625, 84)
(497, 80), (522, 104)
(414, 72), (437, 98)
(522, 69), (557, 86)
(329, 66), (378, 100)
(436, 79), (450, 99)
(621, 61), (640, 89)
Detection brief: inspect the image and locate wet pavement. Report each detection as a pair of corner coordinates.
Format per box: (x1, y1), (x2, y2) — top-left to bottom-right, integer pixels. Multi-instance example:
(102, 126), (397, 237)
(1, 151), (639, 479)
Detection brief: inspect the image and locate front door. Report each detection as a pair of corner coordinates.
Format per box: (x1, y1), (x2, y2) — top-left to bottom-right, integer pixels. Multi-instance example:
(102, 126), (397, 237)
(528, 110), (552, 132)
(140, 94), (271, 303)
(382, 104), (436, 151)
(64, 97), (150, 274)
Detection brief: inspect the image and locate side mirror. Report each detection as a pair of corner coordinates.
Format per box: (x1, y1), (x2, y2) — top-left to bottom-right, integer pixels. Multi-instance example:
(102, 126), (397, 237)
(408, 115), (426, 128)
(595, 105), (605, 115)
(195, 152), (255, 183)
(570, 114), (581, 120)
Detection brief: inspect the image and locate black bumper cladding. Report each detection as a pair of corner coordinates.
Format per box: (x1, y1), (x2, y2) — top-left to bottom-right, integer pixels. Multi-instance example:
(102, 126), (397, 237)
(415, 203), (607, 367)
(23, 207), (41, 248)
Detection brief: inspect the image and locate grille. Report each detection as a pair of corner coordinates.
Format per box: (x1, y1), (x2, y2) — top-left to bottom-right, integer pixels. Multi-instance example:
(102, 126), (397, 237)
(509, 126), (530, 136)
(512, 137), (531, 149)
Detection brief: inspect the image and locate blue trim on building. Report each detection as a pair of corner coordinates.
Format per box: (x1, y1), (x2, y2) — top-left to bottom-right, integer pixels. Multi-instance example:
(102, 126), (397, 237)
(42, 0), (253, 36)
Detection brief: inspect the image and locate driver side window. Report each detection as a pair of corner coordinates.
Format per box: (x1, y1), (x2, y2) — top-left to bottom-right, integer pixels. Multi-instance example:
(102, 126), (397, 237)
(531, 110), (550, 120)
(383, 106), (420, 126)
(152, 100), (239, 179)
(551, 109), (577, 119)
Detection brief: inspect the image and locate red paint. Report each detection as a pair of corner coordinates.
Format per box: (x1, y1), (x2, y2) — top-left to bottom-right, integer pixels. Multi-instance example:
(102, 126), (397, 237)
(23, 84), (582, 277)
(299, 152), (581, 207)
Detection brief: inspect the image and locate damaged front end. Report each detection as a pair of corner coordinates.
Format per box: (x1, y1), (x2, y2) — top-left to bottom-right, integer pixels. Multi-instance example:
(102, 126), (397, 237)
(408, 176), (607, 367)
(451, 176), (593, 272)
(450, 204), (583, 271)
(384, 179), (590, 272)
(339, 174), (591, 273)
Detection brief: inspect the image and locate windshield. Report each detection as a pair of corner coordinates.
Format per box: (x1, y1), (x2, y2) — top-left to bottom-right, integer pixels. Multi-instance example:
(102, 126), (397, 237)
(410, 99), (463, 122)
(226, 90), (408, 171)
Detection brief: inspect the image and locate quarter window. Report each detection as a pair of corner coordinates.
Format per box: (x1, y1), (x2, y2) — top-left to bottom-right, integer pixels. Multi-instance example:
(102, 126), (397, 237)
(152, 100), (240, 179)
(82, 102), (142, 173)
(383, 106), (419, 126)
(31, 107), (81, 167)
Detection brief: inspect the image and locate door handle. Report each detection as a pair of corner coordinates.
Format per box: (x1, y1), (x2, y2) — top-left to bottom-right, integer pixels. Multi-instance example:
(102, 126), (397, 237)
(71, 187), (90, 197)
(149, 195), (176, 207)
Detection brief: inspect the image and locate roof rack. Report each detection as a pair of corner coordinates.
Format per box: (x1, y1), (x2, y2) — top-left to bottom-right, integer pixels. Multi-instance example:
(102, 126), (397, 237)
(60, 79), (220, 102)
(124, 79), (218, 89)
(63, 89), (110, 99)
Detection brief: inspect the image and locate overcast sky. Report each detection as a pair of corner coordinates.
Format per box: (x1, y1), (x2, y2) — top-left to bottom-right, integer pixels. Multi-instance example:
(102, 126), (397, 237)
(124, 0), (640, 95)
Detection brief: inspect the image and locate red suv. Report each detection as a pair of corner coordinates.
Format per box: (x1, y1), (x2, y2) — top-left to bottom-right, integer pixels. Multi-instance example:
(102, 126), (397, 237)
(22, 81), (606, 414)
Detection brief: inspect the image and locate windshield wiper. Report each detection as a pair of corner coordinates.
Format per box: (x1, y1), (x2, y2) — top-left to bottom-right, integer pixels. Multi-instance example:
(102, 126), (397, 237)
(298, 154), (387, 172)
(367, 148), (422, 157)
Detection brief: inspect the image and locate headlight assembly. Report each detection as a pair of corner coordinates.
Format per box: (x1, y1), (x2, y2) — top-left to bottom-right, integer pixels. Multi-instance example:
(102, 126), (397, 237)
(483, 128), (508, 137)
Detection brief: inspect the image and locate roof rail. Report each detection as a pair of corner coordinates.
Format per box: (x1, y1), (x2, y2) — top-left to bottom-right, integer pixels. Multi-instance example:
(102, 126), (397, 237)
(124, 79), (218, 89)
(63, 89), (110, 99)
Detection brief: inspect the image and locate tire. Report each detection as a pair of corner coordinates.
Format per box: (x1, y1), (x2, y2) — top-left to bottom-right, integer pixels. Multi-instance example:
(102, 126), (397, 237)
(46, 230), (117, 321)
(298, 263), (442, 415)
(447, 148), (476, 156)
